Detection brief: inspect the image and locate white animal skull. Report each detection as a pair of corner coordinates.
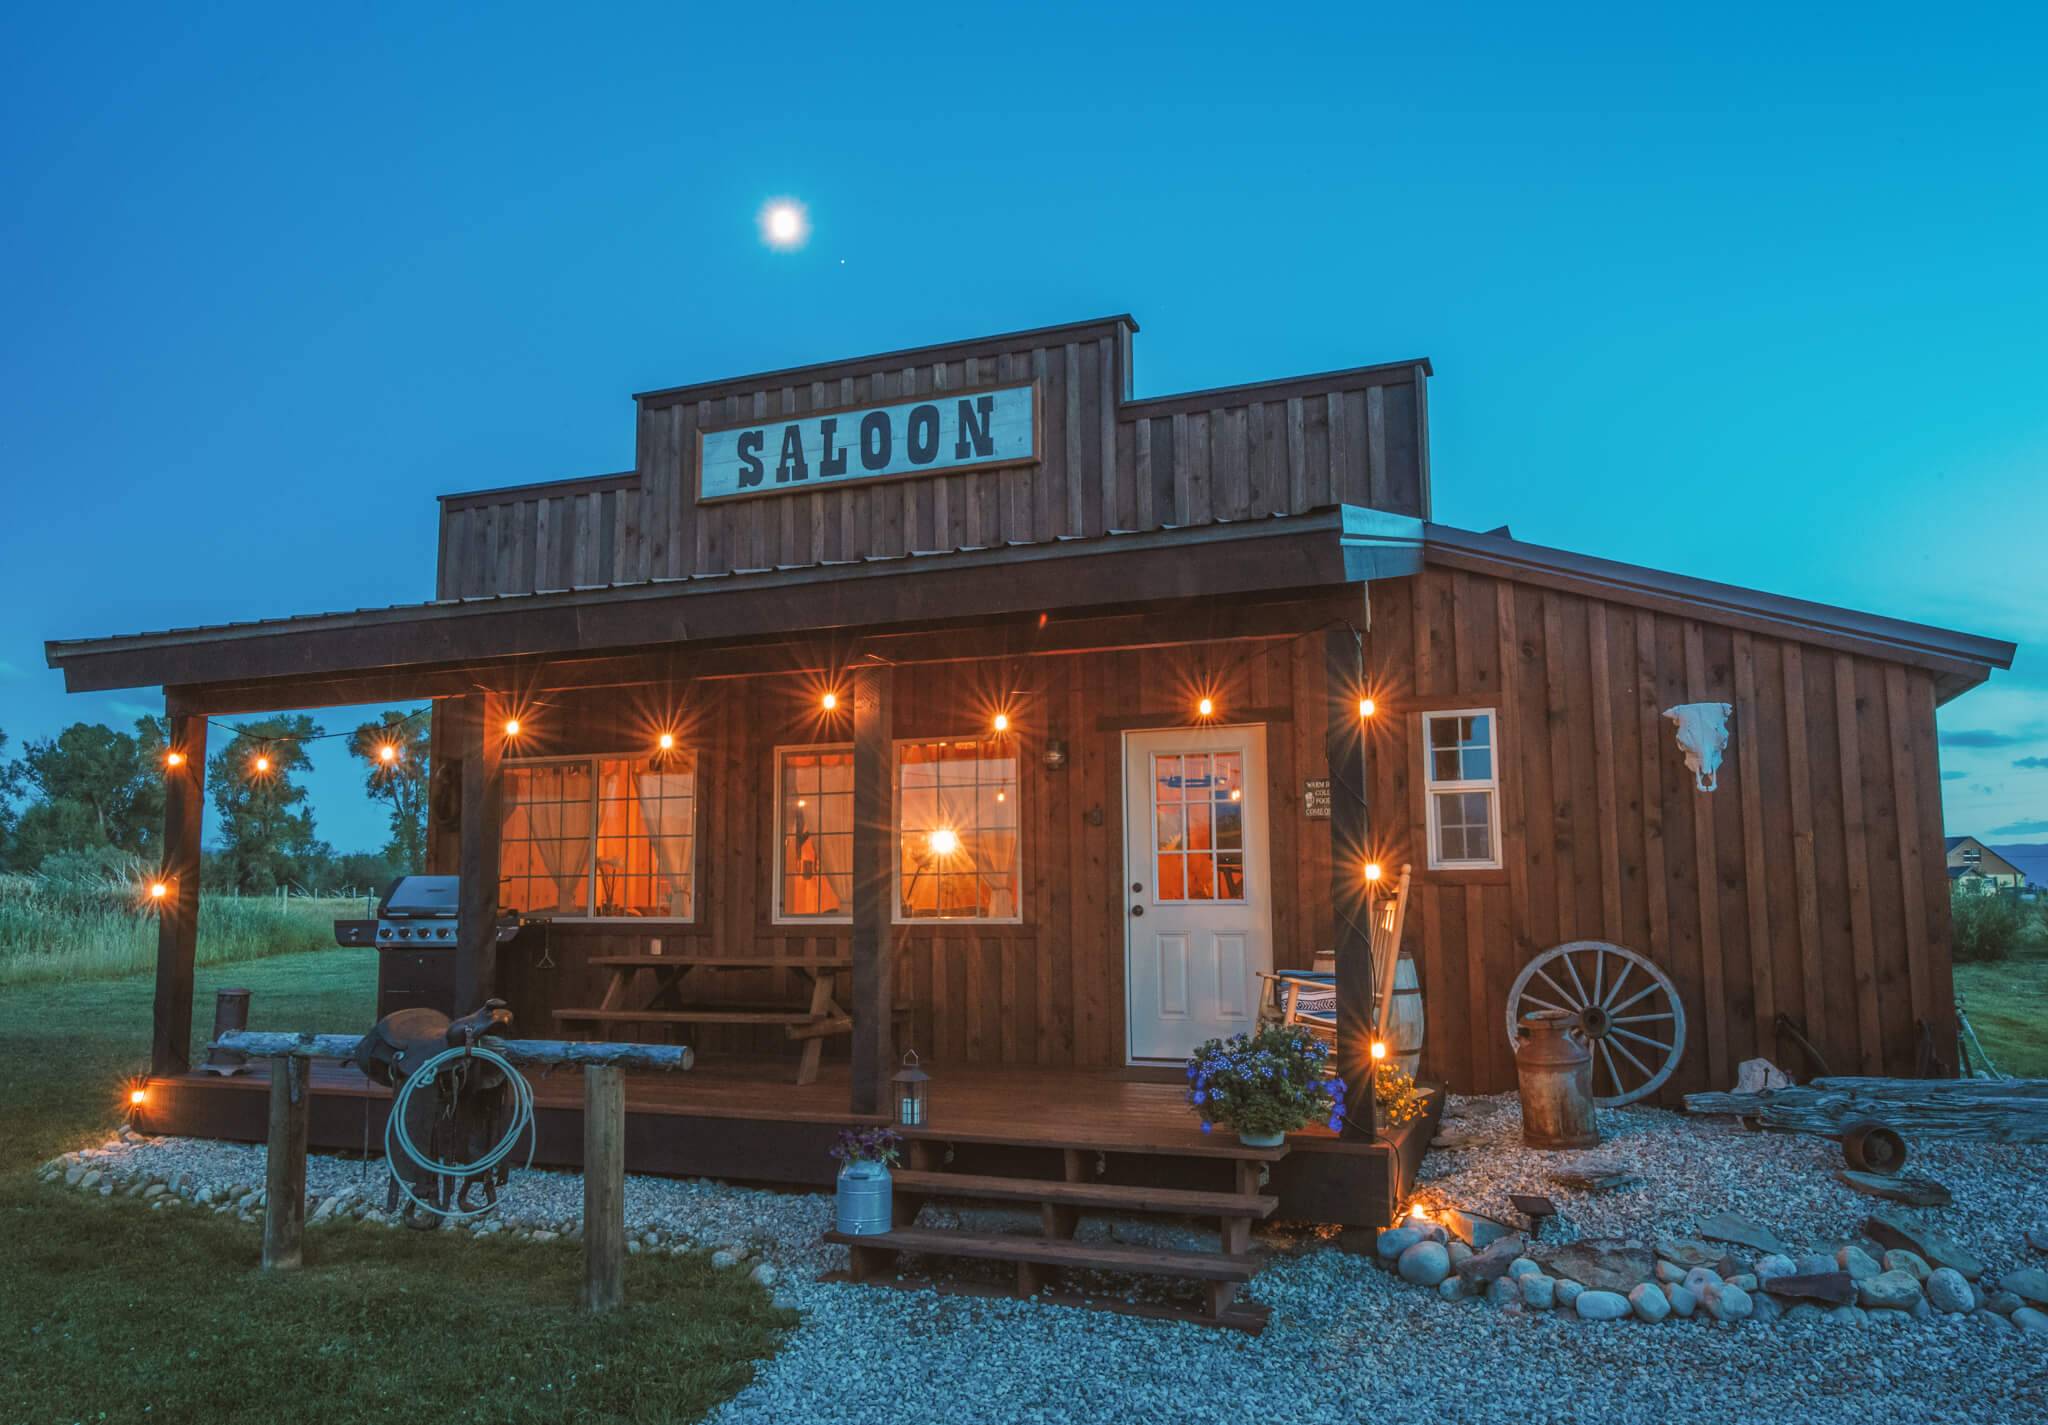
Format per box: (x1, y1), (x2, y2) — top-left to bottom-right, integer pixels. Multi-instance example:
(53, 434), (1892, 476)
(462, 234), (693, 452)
(1664, 701), (1733, 792)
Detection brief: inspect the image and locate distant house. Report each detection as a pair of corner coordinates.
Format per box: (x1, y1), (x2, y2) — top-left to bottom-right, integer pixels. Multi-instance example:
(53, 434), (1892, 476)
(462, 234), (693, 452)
(1945, 835), (2027, 892)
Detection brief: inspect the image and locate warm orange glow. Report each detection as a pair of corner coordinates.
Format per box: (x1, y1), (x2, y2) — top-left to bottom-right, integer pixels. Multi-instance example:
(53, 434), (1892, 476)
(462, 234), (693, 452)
(503, 718), (522, 738)
(129, 1087), (147, 1106)
(927, 827), (960, 856)
(1407, 1202), (1433, 1222)
(796, 797), (807, 808)
(1365, 862), (1383, 883)
(1197, 696), (1215, 718)
(992, 712), (1010, 733)
(377, 744), (398, 763)
(1370, 1040), (1388, 1062)
(252, 754), (271, 775)
(821, 691), (839, 712)
(149, 881), (169, 901)
(165, 750), (185, 769)
(657, 732), (676, 751)
(1359, 697), (1376, 718)
(995, 790), (1006, 803)
(1230, 788), (1242, 802)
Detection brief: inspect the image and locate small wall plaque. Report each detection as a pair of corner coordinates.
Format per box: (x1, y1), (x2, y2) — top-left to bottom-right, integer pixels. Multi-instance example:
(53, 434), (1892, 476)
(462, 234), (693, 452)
(1303, 778), (1332, 819)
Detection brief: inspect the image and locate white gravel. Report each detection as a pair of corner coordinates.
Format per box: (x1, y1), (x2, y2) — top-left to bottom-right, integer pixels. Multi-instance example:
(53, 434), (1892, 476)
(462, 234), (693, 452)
(47, 1096), (2048, 1425)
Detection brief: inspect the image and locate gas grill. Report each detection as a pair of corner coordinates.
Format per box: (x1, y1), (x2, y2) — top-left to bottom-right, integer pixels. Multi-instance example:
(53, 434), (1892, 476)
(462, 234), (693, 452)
(334, 875), (526, 1016)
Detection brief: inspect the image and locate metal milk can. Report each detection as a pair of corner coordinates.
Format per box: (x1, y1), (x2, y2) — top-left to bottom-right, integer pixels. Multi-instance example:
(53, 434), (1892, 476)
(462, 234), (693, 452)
(1515, 1009), (1601, 1149)
(834, 1160), (894, 1235)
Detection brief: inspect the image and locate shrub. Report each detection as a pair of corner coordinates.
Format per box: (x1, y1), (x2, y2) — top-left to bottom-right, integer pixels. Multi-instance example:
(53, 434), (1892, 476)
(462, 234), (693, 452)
(1950, 886), (2027, 964)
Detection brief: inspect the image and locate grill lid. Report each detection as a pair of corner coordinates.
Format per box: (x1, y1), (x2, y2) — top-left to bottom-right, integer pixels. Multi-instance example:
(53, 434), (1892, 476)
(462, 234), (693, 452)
(379, 875), (460, 919)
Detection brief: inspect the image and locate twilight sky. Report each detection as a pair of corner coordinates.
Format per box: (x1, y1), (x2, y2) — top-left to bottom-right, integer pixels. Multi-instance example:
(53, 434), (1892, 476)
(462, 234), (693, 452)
(2, 3), (2042, 856)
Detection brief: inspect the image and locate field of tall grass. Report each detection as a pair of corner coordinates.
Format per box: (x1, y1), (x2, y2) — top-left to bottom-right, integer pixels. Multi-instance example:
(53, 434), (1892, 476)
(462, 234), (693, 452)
(0, 874), (363, 987)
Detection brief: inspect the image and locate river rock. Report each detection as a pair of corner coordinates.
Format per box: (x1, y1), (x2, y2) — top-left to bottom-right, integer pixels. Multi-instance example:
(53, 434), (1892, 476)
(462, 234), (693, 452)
(1828, 1305), (1867, 1326)
(1837, 1170), (1952, 1207)
(1543, 1239), (1656, 1294)
(1655, 1235), (1722, 1269)
(1793, 1252), (1837, 1276)
(1628, 1282), (1670, 1323)
(1376, 1227), (1423, 1261)
(2003, 1268), (2048, 1307)
(1981, 1290), (2023, 1315)
(1655, 1260), (1685, 1284)
(1441, 1207), (1512, 1249)
(1750, 1290), (1784, 1322)
(1446, 1241), (1473, 1268)
(1696, 1211), (1787, 1256)
(1455, 1234), (1527, 1283)
(1863, 1212), (1985, 1280)
(1682, 1266), (1722, 1297)
(1575, 1290), (1631, 1321)
(1728, 1272), (1758, 1292)
(1398, 1240), (1451, 1287)
(1555, 1278), (1585, 1310)
(2013, 1307), (2048, 1335)
(1857, 1269), (1925, 1311)
(1882, 1249), (1931, 1282)
(1761, 1271), (1857, 1306)
(1701, 1281), (1754, 1322)
(1486, 1277), (1520, 1307)
(1520, 1273), (1556, 1309)
(1754, 1253), (1796, 1283)
(1665, 1284), (1698, 1318)
(1507, 1256), (1541, 1280)
(1438, 1277), (1467, 1302)
(1784, 1302), (1825, 1325)
(1837, 1245), (1881, 1281)
(750, 1263), (779, 1288)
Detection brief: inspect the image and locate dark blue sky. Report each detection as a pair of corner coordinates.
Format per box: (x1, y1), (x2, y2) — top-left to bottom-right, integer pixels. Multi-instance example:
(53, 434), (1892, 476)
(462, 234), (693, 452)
(3, 3), (2042, 855)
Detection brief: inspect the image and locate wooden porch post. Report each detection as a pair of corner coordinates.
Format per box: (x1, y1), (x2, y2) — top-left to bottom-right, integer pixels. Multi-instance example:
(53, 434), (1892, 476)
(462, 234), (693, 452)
(456, 691), (505, 1013)
(1325, 629), (1378, 1142)
(849, 665), (895, 1116)
(152, 702), (207, 1076)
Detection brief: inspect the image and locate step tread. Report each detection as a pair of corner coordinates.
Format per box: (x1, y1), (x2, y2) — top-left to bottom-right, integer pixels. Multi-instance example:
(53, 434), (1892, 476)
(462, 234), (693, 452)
(824, 1226), (1259, 1281)
(891, 1169), (1277, 1218)
(894, 1123), (1288, 1162)
(552, 1008), (820, 1025)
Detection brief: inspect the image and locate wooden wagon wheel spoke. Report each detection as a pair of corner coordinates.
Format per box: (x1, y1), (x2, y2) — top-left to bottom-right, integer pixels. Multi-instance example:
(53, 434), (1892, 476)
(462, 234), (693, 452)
(1506, 940), (1687, 1107)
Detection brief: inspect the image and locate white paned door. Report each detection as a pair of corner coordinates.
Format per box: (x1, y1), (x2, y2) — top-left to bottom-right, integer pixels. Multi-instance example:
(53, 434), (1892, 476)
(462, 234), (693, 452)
(1122, 725), (1272, 1063)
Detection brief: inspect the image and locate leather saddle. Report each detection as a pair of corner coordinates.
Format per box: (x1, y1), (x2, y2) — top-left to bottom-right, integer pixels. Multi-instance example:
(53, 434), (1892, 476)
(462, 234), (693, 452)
(351, 999), (513, 1088)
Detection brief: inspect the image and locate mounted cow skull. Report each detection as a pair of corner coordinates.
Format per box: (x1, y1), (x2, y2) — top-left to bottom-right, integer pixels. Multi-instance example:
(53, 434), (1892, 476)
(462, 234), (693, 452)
(1663, 701), (1733, 792)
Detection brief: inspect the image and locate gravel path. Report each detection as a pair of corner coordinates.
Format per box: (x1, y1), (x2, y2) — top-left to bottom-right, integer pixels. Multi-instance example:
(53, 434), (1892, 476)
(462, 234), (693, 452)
(48, 1096), (2048, 1425)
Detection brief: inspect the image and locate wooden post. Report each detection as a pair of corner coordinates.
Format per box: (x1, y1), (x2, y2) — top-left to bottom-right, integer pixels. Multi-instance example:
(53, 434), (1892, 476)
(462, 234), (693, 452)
(262, 1056), (310, 1270)
(456, 691), (505, 1014)
(849, 665), (895, 1116)
(1325, 628), (1377, 1142)
(582, 1064), (625, 1312)
(152, 703), (207, 1076)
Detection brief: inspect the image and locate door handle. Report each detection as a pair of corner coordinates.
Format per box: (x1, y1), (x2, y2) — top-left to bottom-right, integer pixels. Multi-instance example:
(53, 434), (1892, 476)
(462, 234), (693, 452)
(1130, 904), (1145, 917)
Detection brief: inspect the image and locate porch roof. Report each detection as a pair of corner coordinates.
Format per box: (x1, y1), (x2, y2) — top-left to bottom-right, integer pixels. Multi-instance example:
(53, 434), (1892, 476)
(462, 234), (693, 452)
(44, 505), (2013, 707)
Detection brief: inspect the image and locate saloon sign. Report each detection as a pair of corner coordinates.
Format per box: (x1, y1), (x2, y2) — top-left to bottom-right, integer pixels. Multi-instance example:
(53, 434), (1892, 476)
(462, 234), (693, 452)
(697, 383), (1036, 502)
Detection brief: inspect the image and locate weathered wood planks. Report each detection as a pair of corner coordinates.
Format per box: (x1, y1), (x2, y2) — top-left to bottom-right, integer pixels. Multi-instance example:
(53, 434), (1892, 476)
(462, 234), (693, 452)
(1684, 1078), (2048, 1143)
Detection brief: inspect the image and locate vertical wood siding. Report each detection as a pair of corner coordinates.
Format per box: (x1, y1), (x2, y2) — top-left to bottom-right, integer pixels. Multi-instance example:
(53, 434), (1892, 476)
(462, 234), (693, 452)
(435, 323), (1429, 599)
(1368, 568), (1957, 1099)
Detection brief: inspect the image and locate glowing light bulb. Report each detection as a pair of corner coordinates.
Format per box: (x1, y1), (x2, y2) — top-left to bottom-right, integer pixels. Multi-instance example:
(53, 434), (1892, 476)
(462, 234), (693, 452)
(1370, 1041), (1388, 1062)
(1359, 697), (1376, 718)
(1230, 789), (1242, 802)
(504, 719), (521, 738)
(165, 751), (184, 769)
(1365, 862), (1383, 883)
(992, 712), (1009, 733)
(378, 744), (398, 763)
(1197, 697), (1214, 718)
(149, 882), (169, 900)
(252, 755), (271, 774)
(129, 1087), (147, 1106)
(928, 827), (960, 856)
(658, 732), (675, 751)
(995, 790), (1006, 802)
(821, 692), (838, 711)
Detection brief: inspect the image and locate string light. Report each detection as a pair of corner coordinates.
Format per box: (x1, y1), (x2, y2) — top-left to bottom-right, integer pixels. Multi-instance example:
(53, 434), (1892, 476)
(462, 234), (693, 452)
(1365, 862), (1383, 883)
(165, 751), (185, 769)
(657, 732), (675, 751)
(821, 691), (839, 712)
(1359, 697), (1376, 718)
(1370, 1041), (1388, 1062)
(129, 1086), (148, 1106)
(377, 744), (398, 764)
(992, 712), (1009, 733)
(928, 828), (960, 856)
(1197, 696), (1215, 718)
(503, 718), (521, 738)
(251, 754), (271, 775)
(149, 881), (169, 901)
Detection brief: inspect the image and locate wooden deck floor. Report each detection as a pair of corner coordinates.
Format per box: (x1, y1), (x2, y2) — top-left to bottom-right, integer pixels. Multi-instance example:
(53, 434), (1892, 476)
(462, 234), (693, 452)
(138, 1060), (1435, 1228)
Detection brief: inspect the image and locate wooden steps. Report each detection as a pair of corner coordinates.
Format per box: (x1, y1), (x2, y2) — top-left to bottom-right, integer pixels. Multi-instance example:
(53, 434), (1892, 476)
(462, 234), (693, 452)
(823, 1138), (1287, 1331)
(889, 1169), (1277, 1219)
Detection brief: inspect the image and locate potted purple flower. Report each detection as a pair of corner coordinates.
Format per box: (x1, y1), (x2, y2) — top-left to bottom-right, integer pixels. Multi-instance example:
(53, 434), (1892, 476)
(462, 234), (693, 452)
(830, 1125), (901, 1235)
(1186, 1024), (1344, 1147)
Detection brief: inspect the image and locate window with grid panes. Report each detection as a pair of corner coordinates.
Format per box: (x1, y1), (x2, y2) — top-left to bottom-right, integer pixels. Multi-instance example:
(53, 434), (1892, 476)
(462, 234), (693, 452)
(775, 746), (853, 921)
(1422, 710), (1502, 869)
(895, 738), (1020, 921)
(498, 754), (697, 919)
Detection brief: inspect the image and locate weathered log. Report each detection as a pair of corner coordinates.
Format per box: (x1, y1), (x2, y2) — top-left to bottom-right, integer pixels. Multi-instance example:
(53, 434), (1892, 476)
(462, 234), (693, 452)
(1683, 1076), (2048, 1143)
(211, 1031), (693, 1072)
(262, 1057), (309, 1271)
(583, 1065), (625, 1313)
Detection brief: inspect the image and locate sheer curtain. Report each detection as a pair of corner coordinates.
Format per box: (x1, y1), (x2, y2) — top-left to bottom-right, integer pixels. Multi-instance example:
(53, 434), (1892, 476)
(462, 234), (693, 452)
(636, 768), (696, 917)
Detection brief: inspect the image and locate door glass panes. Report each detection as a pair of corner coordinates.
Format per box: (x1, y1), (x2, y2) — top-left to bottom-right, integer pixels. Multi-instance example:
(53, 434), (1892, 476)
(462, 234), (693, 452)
(779, 747), (853, 919)
(1152, 750), (1246, 903)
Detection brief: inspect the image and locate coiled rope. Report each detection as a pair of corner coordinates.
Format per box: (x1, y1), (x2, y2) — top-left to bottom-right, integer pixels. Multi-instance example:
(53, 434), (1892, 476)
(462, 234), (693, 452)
(384, 1044), (537, 1220)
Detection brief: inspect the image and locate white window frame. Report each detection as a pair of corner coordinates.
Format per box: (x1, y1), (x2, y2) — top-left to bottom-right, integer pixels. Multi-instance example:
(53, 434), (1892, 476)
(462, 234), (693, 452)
(891, 734), (1024, 926)
(772, 743), (854, 926)
(500, 751), (699, 924)
(1422, 708), (1504, 871)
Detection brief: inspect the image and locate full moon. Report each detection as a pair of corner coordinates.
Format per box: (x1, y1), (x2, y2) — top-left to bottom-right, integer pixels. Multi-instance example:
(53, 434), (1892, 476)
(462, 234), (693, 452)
(760, 199), (808, 249)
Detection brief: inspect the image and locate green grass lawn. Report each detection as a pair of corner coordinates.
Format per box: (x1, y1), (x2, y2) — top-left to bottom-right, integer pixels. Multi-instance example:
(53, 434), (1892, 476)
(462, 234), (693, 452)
(1953, 929), (2048, 1078)
(0, 948), (793, 1425)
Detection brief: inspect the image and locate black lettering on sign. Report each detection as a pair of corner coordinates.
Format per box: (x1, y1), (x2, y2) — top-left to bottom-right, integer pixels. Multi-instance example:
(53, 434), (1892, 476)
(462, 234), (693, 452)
(954, 395), (995, 459)
(907, 404), (940, 464)
(776, 425), (808, 482)
(859, 411), (891, 471)
(736, 431), (766, 487)
(818, 418), (848, 478)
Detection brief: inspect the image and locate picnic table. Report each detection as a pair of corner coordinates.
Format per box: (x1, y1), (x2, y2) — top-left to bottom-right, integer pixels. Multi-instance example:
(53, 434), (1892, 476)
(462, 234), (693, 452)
(555, 953), (854, 1085)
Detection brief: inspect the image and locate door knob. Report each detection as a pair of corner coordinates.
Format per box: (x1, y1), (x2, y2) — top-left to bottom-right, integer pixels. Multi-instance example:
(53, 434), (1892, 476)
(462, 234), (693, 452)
(1130, 904), (1145, 917)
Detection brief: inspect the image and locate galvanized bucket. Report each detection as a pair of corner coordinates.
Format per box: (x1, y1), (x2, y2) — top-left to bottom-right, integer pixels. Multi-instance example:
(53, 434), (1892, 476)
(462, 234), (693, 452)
(835, 1160), (893, 1235)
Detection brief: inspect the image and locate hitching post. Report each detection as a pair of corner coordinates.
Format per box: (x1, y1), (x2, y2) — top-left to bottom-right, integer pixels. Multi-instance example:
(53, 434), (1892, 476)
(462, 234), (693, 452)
(582, 1064), (625, 1312)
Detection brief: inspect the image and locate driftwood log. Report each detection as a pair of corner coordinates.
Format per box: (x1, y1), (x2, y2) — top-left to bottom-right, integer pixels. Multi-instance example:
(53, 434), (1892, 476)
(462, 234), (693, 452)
(212, 1031), (693, 1072)
(1684, 1077), (2048, 1143)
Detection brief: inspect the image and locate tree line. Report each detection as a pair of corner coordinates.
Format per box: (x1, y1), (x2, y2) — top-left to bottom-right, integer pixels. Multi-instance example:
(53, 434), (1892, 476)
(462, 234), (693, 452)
(0, 708), (431, 894)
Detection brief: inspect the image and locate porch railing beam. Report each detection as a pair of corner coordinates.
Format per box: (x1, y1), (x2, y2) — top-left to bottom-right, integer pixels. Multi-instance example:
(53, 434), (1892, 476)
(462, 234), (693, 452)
(849, 664), (895, 1116)
(152, 702), (207, 1076)
(1324, 626), (1378, 1143)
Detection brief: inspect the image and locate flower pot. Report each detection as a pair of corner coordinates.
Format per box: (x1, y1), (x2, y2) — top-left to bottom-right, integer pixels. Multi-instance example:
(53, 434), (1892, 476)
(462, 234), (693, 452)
(1236, 1129), (1286, 1148)
(834, 1160), (892, 1235)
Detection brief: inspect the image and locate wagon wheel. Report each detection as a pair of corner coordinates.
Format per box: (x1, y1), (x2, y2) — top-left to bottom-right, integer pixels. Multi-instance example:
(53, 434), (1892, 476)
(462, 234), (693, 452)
(1505, 941), (1686, 1107)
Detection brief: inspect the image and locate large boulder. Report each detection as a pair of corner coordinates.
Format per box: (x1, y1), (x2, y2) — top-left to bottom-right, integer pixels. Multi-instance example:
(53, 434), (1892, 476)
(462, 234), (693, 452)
(1376, 1227), (1424, 1261)
(1543, 1239), (1657, 1295)
(1760, 1271), (1858, 1306)
(1863, 1212), (1985, 1280)
(1695, 1211), (1788, 1256)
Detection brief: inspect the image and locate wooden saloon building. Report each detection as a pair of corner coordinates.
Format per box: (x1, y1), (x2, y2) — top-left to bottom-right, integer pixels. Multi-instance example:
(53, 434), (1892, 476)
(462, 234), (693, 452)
(47, 314), (2014, 1249)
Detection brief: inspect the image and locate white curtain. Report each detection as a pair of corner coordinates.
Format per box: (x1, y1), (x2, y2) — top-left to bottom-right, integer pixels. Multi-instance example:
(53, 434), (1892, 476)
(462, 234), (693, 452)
(636, 770), (696, 915)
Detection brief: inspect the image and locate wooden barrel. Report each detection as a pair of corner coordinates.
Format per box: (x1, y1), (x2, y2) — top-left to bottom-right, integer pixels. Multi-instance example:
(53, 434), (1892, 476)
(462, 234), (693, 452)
(1384, 953), (1425, 1077)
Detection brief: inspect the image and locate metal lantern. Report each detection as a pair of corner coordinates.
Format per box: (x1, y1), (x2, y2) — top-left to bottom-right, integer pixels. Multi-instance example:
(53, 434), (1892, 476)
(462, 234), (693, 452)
(892, 1049), (930, 1127)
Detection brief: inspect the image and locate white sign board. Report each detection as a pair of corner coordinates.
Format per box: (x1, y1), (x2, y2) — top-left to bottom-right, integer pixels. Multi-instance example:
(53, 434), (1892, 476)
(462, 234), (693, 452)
(697, 383), (1037, 502)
